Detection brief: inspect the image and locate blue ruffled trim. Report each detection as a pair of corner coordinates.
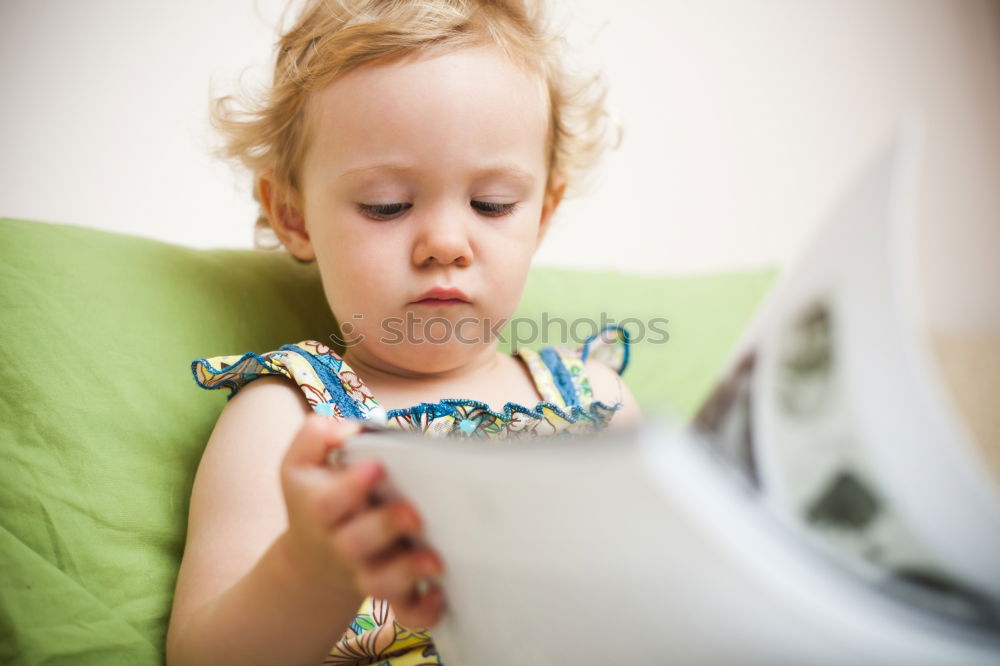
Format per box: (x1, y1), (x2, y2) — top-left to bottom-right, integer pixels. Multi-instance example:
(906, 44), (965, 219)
(384, 395), (622, 426)
(539, 347), (580, 409)
(280, 344), (365, 420)
(580, 324), (631, 376)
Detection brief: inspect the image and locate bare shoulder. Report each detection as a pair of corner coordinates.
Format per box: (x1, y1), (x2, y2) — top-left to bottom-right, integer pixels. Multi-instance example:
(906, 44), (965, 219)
(209, 375), (312, 454)
(584, 358), (643, 432)
(169, 376), (310, 638)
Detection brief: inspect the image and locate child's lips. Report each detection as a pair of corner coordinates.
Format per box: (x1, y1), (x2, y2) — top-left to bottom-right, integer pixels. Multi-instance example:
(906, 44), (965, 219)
(412, 298), (468, 306)
(411, 286), (471, 305)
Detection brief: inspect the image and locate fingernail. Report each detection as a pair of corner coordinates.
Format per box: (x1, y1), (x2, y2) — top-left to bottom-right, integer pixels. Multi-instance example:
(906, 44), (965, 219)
(415, 577), (434, 597)
(326, 447), (344, 468)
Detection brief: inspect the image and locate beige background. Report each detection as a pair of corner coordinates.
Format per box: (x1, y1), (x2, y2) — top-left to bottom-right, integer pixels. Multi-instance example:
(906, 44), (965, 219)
(1, 0), (996, 282)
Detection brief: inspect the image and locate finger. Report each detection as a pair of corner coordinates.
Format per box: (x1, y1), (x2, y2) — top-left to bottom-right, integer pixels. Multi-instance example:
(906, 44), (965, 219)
(355, 547), (444, 602)
(332, 501), (423, 562)
(311, 460), (385, 527)
(284, 414), (362, 469)
(392, 583), (447, 632)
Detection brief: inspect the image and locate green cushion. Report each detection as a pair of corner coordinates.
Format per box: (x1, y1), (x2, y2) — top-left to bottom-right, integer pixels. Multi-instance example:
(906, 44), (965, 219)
(0, 217), (774, 664)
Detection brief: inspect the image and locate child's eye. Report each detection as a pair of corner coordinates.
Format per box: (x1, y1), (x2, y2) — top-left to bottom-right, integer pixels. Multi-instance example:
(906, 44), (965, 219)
(471, 201), (518, 217)
(358, 203), (412, 220)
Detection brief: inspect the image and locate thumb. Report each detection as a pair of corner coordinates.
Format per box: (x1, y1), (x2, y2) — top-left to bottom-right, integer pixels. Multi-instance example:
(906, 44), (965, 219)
(284, 413), (363, 468)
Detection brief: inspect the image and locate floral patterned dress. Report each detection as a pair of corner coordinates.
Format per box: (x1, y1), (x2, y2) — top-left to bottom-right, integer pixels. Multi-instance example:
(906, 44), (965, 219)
(190, 325), (630, 665)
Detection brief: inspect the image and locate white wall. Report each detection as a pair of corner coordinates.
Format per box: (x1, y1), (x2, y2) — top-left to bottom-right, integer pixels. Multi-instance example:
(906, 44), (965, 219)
(2, 0), (998, 326)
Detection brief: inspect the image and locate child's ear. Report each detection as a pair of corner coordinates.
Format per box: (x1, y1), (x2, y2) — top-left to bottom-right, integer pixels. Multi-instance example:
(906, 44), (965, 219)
(537, 176), (566, 247)
(257, 170), (315, 260)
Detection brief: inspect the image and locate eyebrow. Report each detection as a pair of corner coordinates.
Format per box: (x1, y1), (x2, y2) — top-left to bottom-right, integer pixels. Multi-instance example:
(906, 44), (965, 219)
(338, 163), (536, 186)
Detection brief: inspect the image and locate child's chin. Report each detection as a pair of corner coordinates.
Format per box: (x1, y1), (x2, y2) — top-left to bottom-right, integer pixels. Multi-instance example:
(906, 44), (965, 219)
(394, 342), (492, 373)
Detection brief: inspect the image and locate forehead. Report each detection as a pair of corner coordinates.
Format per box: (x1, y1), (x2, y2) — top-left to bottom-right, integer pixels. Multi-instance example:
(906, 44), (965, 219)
(302, 45), (550, 183)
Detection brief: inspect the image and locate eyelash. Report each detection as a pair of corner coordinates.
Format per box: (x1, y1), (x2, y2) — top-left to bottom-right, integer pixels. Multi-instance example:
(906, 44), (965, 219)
(472, 201), (518, 217)
(358, 201), (519, 221)
(358, 203), (410, 220)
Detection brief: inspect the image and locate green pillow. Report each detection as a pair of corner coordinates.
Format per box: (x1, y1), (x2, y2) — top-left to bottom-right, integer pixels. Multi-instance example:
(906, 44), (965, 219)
(0, 217), (774, 664)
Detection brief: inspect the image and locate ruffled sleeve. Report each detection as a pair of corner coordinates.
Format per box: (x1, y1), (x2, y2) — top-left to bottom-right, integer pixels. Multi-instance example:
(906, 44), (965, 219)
(191, 349), (289, 396)
(579, 324), (631, 375)
(514, 324), (631, 421)
(190, 340), (378, 421)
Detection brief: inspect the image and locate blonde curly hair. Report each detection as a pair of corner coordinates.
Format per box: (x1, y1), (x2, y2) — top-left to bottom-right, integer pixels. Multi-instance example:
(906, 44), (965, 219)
(211, 0), (618, 246)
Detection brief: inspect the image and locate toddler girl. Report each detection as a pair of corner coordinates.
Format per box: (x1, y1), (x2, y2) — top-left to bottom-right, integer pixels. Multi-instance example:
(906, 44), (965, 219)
(167, 0), (641, 664)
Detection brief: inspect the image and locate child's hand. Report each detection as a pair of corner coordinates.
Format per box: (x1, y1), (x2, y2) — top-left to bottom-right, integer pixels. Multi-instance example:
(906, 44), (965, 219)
(278, 414), (446, 631)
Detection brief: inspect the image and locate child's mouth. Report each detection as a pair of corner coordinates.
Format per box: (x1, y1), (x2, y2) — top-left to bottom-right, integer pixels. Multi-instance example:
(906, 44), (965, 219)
(413, 298), (468, 306)
(411, 286), (471, 305)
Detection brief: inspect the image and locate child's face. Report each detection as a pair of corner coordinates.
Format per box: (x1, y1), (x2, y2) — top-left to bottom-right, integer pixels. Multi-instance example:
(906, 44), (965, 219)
(277, 45), (560, 374)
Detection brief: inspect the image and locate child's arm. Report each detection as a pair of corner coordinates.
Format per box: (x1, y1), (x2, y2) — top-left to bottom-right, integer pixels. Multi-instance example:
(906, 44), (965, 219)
(165, 377), (444, 666)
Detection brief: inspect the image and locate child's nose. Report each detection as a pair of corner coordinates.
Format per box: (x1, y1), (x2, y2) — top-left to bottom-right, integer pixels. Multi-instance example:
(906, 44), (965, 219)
(412, 208), (474, 268)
